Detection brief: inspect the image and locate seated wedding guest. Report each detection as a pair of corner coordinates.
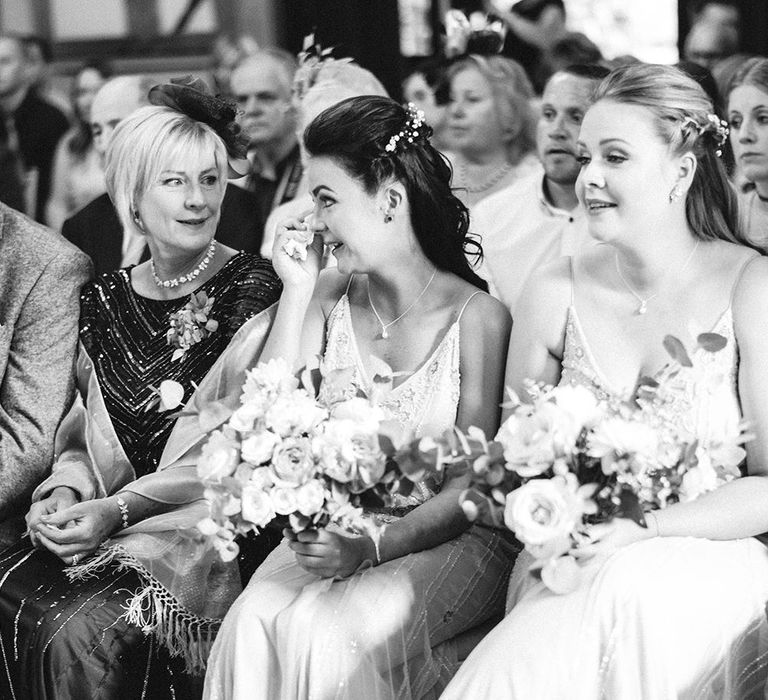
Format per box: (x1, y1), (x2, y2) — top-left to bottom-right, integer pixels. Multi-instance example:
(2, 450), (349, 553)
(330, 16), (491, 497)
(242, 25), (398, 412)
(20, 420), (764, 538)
(204, 95), (517, 699)
(444, 63), (768, 699)
(230, 49), (302, 216)
(0, 204), (90, 549)
(46, 61), (111, 231)
(0, 82), (282, 700)
(684, 15), (739, 72)
(261, 58), (388, 258)
(445, 55), (539, 209)
(472, 64), (609, 314)
(63, 75), (265, 275)
(0, 34), (69, 223)
(402, 58), (450, 150)
(727, 57), (768, 250)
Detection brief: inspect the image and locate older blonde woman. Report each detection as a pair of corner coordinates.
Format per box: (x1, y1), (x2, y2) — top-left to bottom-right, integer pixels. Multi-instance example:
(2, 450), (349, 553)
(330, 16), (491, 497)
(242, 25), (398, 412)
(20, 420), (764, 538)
(444, 55), (539, 208)
(0, 80), (281, 700)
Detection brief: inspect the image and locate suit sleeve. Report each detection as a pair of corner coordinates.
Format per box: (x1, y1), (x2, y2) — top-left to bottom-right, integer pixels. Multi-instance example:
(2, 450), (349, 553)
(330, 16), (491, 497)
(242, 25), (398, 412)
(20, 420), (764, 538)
(0, 249), (92, 518)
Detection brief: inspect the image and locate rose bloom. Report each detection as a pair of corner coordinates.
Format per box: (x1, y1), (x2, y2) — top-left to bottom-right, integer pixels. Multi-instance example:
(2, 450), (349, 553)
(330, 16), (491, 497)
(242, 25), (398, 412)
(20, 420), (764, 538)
(241, 483), (277, 527)
(295, 479), (326, 517)
(198, 430), (240, 481)
(495, 405), (560, 478)
(317, 421), (386, 493)
(550, 384), (602, 439)
(265, 390), (326, 437)
(241, 430), (281, 466)
(250, 466), (275, 490)
(270, 437), (315, 486)
(270, 485), (299, 515)
(505, 474), (591, 547)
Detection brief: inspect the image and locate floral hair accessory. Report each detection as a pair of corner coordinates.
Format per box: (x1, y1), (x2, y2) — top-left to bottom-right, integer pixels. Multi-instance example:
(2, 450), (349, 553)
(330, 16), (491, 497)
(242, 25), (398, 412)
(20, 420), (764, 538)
(292, 33), (353, 104)
(681, 113), (729, 158)
(383, 103), (429, 155)
(149, 75), (250, 175)
(444, 9), (507, 59)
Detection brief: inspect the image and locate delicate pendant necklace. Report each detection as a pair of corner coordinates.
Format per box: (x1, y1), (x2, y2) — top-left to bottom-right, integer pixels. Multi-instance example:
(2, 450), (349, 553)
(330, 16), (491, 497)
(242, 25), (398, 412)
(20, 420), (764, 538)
(614, 240), (699, 315)
(367, 270), (436, 339)
(151, 239), (217, 289)
(459, 160), (513, 194)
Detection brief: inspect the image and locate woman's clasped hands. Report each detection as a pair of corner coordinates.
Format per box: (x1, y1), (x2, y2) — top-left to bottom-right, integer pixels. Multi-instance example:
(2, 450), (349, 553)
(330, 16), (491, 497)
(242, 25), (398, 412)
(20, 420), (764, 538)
(26, 489), (123, 565)
(285, 528), (378, 579)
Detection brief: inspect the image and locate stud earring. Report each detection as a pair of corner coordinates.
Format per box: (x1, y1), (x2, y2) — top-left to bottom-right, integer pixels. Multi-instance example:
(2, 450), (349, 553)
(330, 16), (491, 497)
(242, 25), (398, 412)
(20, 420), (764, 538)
(384, 213), (393, 223)
(669, 184), (683, 202)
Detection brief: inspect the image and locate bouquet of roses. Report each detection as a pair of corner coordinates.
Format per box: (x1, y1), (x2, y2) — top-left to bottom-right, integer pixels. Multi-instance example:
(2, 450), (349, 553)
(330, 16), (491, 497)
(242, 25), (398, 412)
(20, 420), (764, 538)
(196, 357), (423, 561)
(402, 333), (750, 593)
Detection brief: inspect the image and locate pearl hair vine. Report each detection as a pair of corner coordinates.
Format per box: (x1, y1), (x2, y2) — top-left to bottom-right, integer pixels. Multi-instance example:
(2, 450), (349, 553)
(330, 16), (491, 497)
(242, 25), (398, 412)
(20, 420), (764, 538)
(681, 113), (729, 158)
(382, 103), (429, 155)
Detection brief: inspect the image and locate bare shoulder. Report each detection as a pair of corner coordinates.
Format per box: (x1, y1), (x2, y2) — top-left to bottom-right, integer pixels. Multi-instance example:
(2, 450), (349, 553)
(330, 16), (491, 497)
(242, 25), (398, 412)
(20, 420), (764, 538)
(731, 249), (768, 325)
(314, 268), (353, 316)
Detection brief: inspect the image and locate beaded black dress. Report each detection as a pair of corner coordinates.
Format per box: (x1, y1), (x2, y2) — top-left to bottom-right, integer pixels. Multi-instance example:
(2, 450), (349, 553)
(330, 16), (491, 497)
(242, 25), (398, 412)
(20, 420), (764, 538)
(0, 252), (281, 700)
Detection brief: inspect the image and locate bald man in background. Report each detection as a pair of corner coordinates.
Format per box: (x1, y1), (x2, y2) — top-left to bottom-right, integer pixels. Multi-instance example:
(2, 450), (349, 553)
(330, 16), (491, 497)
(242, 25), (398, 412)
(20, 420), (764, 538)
(63, 75), (266, 276)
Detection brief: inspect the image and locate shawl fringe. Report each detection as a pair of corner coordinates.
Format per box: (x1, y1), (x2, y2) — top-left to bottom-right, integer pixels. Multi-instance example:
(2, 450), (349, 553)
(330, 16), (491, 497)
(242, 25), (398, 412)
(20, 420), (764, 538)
(65, 544), (221, 673)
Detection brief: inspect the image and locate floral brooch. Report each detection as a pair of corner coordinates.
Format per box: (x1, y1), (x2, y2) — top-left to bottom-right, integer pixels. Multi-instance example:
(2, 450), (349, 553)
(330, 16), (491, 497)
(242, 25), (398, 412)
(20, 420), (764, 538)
(166, 291), (219, 361)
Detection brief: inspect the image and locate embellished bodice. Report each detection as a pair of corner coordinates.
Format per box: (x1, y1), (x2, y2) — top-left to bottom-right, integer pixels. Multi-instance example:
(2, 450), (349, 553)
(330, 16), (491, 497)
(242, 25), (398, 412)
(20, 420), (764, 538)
(321, 292), (463, 507)
(80, 253), (281, 479)
(561, 304), (742, 441)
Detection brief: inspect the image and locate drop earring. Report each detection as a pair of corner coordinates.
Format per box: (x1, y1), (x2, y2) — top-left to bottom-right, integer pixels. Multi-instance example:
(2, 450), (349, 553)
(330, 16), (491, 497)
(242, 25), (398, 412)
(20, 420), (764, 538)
(669, 184), (683, 202)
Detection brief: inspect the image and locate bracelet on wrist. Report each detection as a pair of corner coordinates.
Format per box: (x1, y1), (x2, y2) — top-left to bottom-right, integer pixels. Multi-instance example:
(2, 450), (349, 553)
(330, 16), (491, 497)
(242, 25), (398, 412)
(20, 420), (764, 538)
(116, 495), (129, 529)
(373, 536), (382, 566)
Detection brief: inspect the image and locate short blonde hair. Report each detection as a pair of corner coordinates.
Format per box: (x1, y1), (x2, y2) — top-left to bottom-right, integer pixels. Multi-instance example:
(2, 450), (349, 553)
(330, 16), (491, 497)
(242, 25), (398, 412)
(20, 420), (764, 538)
(447, 55), (537, 163)
(105, 105), (228, 240)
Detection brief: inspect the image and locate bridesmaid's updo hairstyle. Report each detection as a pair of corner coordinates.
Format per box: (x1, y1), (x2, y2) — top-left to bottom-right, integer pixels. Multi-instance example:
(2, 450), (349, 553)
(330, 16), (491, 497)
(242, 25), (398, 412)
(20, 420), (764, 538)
(303, 95), (488, 291)
(594, 63), (750, 246)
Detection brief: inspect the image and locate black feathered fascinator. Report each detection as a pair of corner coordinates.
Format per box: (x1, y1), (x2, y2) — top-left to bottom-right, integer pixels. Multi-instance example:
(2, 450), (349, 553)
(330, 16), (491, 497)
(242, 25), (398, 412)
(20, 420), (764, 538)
(148, 75), (250, 176)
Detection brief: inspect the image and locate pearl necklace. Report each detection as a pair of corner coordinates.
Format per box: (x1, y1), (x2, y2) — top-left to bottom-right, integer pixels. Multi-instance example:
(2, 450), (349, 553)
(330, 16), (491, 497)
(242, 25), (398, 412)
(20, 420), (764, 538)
(367, 270), (436, 339)
(151, 239), (217, 289)
(614, 240), (699, 315)
(459, 160), (513, 194)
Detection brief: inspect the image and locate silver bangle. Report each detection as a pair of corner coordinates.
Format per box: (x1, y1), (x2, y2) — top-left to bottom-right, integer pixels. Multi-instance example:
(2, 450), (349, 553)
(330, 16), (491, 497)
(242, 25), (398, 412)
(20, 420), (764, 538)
(646, 510), (660, 538)
(373, 537), (382, 566)
(116, 495), (129, 529)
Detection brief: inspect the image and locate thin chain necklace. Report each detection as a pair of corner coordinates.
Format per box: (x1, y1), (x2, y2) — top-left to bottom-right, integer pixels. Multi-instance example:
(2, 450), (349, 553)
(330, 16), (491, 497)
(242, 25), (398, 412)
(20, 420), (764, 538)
(367, 270), (437, 339)
(151, 239), (217, 289)
(459, 159), (513, 194)
(614, 240), (699, 315)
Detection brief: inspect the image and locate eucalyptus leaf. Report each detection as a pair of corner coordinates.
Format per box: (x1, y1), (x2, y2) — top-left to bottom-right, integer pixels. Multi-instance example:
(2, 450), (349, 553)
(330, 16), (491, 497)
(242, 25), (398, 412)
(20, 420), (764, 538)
(662, 335), (693, 367)
(697, 332), (727, 353)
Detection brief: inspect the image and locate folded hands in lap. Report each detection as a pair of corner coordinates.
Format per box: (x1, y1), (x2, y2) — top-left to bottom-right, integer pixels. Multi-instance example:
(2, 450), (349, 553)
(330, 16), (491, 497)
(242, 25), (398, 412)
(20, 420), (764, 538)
(27, 492), (121, 564)
(285, 528), (374, 579)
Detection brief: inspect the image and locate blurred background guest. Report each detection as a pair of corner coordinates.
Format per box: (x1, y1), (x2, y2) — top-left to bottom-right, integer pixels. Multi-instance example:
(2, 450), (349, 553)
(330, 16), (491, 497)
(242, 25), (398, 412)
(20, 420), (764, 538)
(401, 57), (450, 150)
(445, 54), (538, 209)
(727, 56), (768, 250)
(472, 63), (609, 314)
(46, 60), (111, 231)
(230, 48), (302, 217)
(261, 56), (389, 258)
(0, 33), (68, 223)
(684, 12), (739, 70)
(64, 75), (265, 276)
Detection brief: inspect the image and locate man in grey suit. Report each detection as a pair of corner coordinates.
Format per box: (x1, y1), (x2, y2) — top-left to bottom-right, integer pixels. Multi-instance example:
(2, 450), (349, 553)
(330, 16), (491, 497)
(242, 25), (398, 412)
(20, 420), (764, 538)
(0, 202), (91, 547)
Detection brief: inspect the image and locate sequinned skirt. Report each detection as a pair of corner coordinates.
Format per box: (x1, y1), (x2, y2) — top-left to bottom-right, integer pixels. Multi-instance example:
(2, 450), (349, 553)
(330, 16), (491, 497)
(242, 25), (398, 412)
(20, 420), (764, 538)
(0, 538), (200, 700)
(203, 524), (518, 700)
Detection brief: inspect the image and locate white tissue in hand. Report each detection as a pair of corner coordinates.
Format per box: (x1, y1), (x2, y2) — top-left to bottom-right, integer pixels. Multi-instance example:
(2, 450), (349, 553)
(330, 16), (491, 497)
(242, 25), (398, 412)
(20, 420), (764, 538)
(282, 226), (314, 261)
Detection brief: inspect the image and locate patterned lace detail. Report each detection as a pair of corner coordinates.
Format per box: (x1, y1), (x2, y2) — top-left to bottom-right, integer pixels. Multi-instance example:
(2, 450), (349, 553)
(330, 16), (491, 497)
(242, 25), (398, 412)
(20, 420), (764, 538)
(322, 294), (462, 508)
(561, 305), (741, 436)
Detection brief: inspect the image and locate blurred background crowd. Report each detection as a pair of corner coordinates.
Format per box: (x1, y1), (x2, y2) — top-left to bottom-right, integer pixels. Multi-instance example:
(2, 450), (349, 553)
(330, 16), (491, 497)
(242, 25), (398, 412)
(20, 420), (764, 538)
(0, 0), (765, 257)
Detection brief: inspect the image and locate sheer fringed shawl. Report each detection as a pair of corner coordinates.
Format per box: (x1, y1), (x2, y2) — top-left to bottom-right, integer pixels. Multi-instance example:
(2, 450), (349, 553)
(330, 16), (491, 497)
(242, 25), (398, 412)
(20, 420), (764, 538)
(32, 304), (277, 671)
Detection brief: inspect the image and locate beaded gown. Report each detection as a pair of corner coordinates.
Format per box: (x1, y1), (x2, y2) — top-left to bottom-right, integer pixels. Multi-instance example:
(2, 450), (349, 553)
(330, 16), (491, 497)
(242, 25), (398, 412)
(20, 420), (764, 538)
(442, 258), (768, 700)
(203, 280), (519, 700)
(0, 253), (281, 700)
